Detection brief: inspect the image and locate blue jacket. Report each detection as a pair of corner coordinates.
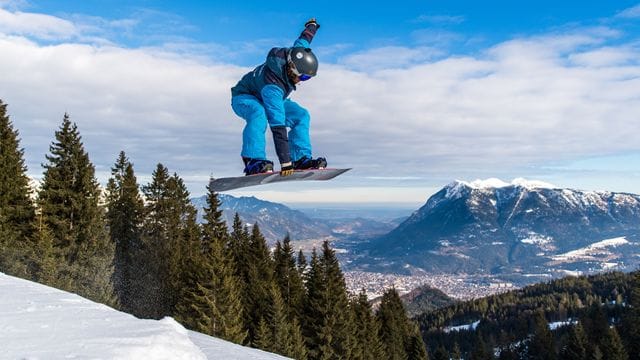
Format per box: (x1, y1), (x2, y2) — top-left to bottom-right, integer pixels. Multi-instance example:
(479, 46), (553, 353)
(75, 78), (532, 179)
(231, 23), (318, 128)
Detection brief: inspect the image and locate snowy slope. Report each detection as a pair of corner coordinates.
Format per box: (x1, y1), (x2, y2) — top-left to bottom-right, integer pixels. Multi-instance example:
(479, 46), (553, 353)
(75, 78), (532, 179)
(0, 272), (289, 360)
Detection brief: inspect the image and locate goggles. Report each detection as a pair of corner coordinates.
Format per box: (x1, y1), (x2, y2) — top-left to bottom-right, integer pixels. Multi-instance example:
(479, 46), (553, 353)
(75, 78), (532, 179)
(289, 64), (313, 81)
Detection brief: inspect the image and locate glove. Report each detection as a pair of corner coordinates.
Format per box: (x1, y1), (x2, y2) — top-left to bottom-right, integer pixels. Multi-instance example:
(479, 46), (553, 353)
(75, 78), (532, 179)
(305, 18), (320, 29)
(280, 162), (294, 176)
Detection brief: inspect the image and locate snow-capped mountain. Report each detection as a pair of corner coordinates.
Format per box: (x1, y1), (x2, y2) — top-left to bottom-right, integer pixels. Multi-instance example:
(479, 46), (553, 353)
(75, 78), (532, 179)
(0, 272), (287, 360)
(363, 179), (640, 276)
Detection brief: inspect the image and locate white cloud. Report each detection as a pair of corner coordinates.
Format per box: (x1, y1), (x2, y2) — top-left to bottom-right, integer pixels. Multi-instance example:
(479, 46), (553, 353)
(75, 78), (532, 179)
(0, 0), (28, 11)
(1, 7), (639, 200)
(0, 7), (77, 40)
(616, 4), (640, 19)
(338, 45), (443, 70)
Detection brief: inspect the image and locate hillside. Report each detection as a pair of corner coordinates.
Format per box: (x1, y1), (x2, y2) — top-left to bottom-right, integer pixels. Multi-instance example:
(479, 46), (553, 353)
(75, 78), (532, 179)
(415, 270), (639, 358)
(0, 272), (288, 360)
(401, 284), (457, 317)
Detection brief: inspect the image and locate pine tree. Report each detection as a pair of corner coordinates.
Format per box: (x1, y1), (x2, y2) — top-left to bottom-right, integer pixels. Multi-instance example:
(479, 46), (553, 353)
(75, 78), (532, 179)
(175, 186), (246, 344)
(104, 151), (144, 313)
(173, 207), (203, 328)
(202, 189), (245, 344)
(526, 311), (556, 360)
(301, 241), (356, 359)
(32, 220), (58, 286)
(591, 346), (603, 360)
(245, 224), (275, 345)
(600, 327), (628, 360)
(137, 163), (172, 318)
(267, 283), (292, 355)
(620, 271), (640, 360)
(228, 213), (252, 342)
(584, 305), (610, 345)
(560, 322), (588, 360)
(406, 323), (428, 360)
(302, 248), (333, 360)
(253, 317), (273, 351)
(297, 248), (307, 276)
(376, 287), (411, 360)
(273, 235), (306, 322)
(289, 317), (308, 360)
(320, 240), (355, 358)
(351, 289), (386, 360)
(0, 99), (36, 277)
(451, 342), (462, 360)
(470, 335), (493, 360)
(433, 345), (449, 360)
(138, 166), (196, 318)
(38, 114), (115, 304)
(407, 327), (429, 360)
(165, 173), (198, 315)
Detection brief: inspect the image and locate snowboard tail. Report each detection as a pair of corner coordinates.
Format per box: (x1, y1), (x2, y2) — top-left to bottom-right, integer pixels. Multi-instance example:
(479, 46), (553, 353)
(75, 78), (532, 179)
(209, 168), (350, 192)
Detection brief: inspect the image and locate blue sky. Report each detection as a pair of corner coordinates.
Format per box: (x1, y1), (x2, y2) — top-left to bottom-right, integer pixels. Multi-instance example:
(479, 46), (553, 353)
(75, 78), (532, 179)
(1, 0), (640, 206)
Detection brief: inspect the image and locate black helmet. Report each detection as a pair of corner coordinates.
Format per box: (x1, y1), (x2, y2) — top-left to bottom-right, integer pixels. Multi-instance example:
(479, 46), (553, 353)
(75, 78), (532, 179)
(288, 47), (318, 80)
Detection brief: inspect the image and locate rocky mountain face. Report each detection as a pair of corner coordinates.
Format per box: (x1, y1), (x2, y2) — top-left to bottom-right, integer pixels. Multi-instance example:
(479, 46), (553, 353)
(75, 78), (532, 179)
(363, 179), (640, 276)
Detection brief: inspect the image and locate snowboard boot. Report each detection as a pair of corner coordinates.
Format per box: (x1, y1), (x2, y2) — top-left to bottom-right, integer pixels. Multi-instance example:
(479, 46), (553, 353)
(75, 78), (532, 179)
(243, 157), (274, 175)
(293, 156), (327, 170)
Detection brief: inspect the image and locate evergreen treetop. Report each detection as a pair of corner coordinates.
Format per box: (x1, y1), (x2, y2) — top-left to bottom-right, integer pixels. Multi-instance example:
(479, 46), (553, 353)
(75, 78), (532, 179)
(0, 99), (35, 240)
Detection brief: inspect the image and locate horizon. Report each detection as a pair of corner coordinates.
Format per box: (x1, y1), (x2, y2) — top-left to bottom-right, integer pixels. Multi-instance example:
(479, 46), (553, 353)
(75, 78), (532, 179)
(2, 1), (639, 202)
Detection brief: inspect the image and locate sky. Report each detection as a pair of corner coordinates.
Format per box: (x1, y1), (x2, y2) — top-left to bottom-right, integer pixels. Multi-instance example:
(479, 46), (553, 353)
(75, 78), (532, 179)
(1, 0), (639, 207)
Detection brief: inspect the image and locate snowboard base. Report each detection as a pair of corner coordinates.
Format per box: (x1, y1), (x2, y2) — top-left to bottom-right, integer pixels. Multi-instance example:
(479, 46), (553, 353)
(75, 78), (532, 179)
(209, 168), (350, 192)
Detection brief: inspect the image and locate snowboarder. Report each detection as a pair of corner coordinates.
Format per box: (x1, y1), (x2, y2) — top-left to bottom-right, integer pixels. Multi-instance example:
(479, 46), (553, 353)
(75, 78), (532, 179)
(231, 18), (327, 176)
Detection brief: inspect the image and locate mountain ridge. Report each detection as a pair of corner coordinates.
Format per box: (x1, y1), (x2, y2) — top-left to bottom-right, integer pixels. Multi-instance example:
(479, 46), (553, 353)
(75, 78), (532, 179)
(190, 194), (399, 244)
(361, 179), (640, 277)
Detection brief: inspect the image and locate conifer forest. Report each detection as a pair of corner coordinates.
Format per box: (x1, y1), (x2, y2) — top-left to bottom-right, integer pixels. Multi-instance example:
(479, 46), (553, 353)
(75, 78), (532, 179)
(0, 99), (425, 359)
(2, 98), (640, 359)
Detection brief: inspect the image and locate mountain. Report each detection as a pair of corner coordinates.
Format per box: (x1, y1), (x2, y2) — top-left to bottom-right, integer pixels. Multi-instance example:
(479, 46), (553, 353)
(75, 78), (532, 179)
(191, 194), (334, 244)
(400, 285), (456, 317)
(362, 178), (640, 277)
(191, 195), (401, 244)
(0, 272), (287, 360)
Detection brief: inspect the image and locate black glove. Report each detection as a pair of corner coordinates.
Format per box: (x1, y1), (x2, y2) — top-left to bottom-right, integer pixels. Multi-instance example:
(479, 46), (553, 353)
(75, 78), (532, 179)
(280, 162), (294, 176)
(305, 18), (320, 29)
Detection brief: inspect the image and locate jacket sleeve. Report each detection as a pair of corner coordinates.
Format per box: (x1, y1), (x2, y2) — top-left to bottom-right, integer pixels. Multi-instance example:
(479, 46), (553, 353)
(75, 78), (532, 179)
(293, 22), (319, 48)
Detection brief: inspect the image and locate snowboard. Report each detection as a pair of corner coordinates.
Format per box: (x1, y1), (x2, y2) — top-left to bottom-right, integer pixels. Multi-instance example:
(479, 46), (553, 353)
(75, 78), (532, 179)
(209, 168), (350, 192)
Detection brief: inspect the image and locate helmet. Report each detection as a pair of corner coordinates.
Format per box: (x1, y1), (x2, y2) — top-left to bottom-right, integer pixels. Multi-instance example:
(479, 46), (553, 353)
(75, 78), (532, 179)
(288, 47), (318, 80)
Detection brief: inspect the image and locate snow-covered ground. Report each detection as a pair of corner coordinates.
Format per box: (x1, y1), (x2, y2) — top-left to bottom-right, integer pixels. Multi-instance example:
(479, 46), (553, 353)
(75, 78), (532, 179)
(551, 236), (629, 262)
(443, 320), (480, 333)
(548, 319), (577, 330)
(0, 272), (289, 360)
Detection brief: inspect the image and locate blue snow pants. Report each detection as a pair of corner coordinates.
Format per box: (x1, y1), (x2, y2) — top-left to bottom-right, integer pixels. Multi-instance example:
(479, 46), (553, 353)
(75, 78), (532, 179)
(231, 94), (312, 162)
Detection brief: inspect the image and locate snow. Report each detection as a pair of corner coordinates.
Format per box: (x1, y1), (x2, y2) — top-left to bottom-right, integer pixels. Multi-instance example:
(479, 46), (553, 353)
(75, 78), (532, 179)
(548, 319), (577, 330)
(511, 178), (556, 189)
(469, 178), (511, 189)
(520, 233), (553, 246)
(552, 236), (630, 261)
(452, 178), (556, 191)
(0, 272), (289, 360)
(444, 320), (480, 333)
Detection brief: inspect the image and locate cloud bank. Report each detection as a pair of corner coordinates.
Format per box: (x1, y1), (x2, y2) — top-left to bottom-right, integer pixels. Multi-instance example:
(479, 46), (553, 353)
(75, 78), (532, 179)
(1, 4), (639, 201)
